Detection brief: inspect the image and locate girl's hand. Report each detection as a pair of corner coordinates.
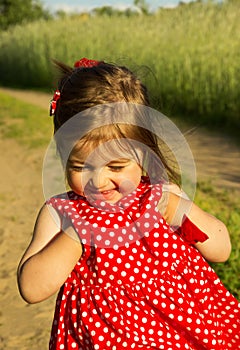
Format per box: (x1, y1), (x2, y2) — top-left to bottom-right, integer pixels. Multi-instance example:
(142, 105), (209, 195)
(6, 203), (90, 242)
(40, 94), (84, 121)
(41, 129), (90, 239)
(17, 204), (82, 304)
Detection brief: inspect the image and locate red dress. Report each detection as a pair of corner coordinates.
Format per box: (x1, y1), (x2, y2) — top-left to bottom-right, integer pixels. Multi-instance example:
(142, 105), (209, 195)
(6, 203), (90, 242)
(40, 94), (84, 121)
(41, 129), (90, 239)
(47, 178), (240, 349)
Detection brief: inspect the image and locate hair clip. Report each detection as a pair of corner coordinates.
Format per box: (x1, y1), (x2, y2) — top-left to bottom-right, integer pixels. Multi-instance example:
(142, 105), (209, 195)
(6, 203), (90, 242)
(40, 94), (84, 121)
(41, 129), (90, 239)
(49, 59), (102, 116)
(74, 57), (102, 68)
(50, 90), (61, 116)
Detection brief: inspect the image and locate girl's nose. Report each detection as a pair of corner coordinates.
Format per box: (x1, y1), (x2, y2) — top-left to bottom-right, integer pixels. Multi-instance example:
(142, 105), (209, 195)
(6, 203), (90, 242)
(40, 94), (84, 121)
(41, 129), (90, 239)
(88, 168), (109, 189)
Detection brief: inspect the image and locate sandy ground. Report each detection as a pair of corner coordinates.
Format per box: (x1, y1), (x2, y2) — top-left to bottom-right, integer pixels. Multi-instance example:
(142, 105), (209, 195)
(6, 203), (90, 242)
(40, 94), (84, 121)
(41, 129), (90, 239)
(0, 87), (239, 350)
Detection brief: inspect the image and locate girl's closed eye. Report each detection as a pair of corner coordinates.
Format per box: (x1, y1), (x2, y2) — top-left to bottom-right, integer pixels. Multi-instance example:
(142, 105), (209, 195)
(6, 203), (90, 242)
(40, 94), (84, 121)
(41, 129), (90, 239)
(71, 166), (84, 172)
(69, 164), (92, 172)
(108, 165), (125, 172)
(107, 159), (132, 172)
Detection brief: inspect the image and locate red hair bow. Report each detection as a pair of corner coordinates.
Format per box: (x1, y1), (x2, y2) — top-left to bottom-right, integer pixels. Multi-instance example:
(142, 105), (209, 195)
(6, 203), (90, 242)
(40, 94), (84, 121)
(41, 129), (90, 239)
(50, 90), (61, 116)
(74, 57), (102, 68)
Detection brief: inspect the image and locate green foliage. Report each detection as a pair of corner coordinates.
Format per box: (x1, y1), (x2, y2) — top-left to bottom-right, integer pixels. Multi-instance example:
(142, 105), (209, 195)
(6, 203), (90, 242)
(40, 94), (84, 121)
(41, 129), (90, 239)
(55, 10), (68, 20)
(134, 0), (150, 14)
(0, 1), (239, 129)
(92, 6), (138, 17)
(0, 0), (51, 30)
(194, 181), (240, 299)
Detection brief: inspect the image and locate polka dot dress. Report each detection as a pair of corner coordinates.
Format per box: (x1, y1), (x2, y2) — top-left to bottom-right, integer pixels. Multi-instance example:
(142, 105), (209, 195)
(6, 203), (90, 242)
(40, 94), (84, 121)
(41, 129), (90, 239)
(47, 177), (240, 349)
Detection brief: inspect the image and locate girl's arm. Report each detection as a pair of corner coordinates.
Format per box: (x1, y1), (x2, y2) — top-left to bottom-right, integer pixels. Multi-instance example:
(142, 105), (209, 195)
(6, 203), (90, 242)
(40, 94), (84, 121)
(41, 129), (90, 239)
(17, 204), (82, 304)
(161, 192), (231, 263)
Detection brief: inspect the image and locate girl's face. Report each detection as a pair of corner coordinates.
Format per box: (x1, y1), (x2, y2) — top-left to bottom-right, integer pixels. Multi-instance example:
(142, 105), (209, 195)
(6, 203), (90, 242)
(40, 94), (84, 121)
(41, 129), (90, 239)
(66, 142), (142, 204)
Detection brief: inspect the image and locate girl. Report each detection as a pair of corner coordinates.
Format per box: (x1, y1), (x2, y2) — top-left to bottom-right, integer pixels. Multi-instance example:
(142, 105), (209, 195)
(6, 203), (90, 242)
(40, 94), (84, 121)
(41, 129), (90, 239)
(18, 58), (240, 349)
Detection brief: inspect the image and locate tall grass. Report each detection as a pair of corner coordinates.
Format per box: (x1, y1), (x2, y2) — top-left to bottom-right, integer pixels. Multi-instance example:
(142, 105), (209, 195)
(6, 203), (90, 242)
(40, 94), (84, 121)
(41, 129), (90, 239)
(0, 2), (240, 127)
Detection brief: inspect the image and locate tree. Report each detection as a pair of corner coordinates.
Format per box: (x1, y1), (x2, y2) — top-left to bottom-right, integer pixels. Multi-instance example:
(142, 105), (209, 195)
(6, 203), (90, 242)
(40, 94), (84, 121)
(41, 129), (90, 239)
(134, 0), (150, 15)
(92, 6), (116, 16)
(55, 9), (68, 19)
(92, 5), (138, 17)
(0, 0), (51, 30)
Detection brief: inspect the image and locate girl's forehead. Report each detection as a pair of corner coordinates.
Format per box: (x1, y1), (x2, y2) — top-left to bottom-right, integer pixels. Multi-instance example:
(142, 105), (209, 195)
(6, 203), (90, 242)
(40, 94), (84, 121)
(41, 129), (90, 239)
(69, 138), (142, 165)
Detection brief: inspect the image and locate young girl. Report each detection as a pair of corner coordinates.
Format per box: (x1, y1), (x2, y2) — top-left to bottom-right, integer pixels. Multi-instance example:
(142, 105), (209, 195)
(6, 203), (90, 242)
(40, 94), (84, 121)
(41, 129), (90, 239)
(18, 58), (240, 350)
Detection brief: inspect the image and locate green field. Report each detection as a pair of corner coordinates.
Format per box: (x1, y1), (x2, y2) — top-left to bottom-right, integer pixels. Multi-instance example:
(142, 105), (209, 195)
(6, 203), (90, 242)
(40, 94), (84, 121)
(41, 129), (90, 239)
(0, 1), (240, 129)
(0, 91), (239, 300)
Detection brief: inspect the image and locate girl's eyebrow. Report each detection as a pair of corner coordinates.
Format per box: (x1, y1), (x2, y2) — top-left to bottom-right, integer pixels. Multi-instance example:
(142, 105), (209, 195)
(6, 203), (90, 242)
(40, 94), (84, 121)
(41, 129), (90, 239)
(68, 158), (131, 165)
(67, 159), (85, 165)
(108, 158), (131, 164)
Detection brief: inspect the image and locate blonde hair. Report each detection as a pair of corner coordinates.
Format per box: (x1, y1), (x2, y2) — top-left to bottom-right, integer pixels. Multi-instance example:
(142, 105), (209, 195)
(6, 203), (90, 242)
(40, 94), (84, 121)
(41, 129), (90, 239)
(53, 60), (150, 132)
(52, 60), (180, 184)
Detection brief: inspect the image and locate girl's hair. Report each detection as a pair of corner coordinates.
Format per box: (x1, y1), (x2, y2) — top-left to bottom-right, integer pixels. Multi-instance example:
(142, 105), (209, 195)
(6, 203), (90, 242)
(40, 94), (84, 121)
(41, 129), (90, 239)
(52, 60), (180, 184)
(53, 60), (150, 133)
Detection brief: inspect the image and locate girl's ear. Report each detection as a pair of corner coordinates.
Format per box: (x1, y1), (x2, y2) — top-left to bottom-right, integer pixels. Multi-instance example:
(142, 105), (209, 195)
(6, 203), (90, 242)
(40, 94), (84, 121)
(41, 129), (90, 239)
(139, 151), (149, 177)
(142, 169), (148, 178)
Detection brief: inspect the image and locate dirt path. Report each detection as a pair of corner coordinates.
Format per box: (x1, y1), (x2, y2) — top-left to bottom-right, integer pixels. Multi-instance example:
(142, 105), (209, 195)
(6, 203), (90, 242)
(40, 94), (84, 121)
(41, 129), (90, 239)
(0, 87), (239, 350)
(0, 141), (56, 349)
(185, 127), (240, 190)
(0, 88), (57, 349)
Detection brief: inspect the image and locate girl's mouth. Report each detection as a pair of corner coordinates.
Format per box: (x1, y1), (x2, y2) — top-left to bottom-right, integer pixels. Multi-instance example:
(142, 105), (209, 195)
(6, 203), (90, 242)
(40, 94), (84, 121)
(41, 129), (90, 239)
(96, 189), (115, 199)
(86, 188), (120, 203)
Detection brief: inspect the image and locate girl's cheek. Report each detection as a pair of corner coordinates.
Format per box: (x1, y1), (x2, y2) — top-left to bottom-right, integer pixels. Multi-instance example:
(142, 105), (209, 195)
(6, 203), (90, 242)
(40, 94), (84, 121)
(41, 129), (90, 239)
(119, 179), (140, 195)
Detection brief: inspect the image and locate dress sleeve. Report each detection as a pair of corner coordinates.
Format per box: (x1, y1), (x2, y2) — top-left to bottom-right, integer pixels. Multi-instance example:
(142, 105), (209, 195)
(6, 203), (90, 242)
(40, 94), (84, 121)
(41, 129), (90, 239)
(177, 215), (209, 245)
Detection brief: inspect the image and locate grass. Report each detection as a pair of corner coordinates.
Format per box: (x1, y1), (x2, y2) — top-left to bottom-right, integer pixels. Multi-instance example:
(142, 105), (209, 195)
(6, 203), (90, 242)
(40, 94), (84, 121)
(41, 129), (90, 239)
(1, 90), (239, 300)
(0, 1), (240, 129)
(195, 181), (240, 299)
(0, 92), (52, 147)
